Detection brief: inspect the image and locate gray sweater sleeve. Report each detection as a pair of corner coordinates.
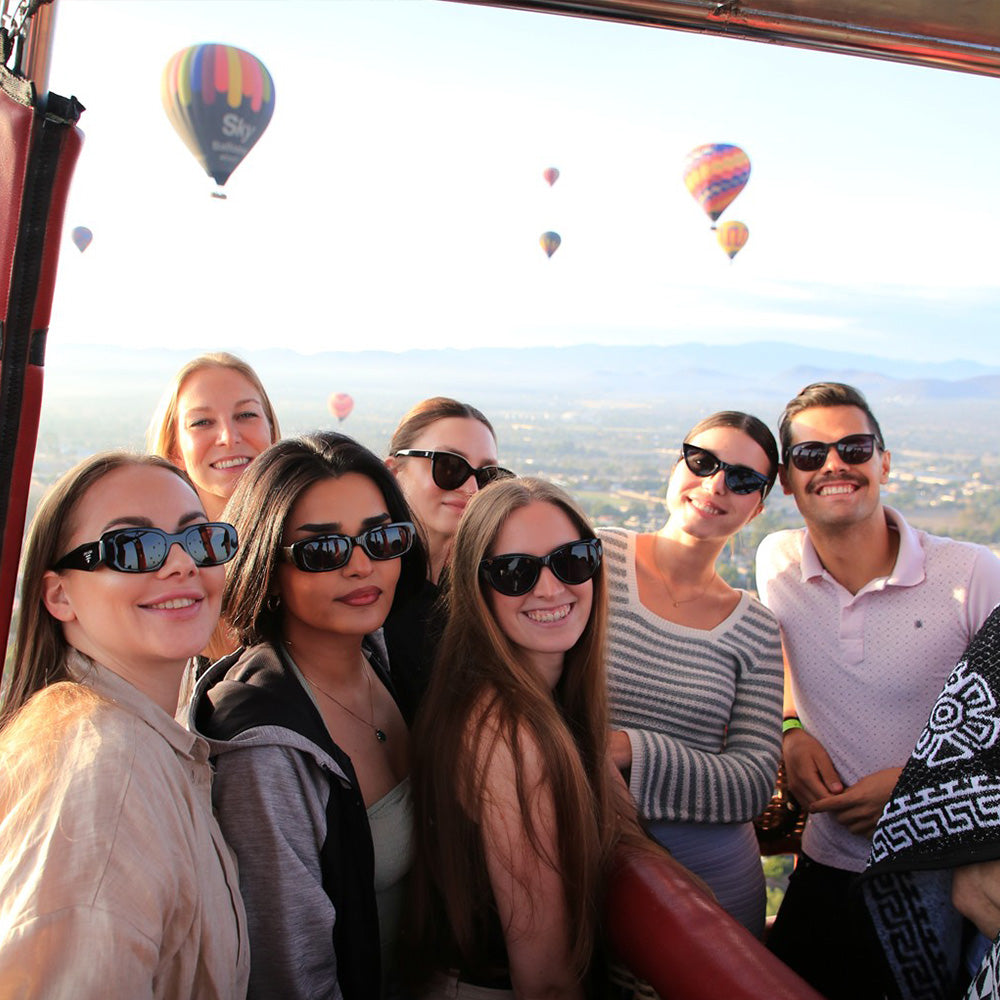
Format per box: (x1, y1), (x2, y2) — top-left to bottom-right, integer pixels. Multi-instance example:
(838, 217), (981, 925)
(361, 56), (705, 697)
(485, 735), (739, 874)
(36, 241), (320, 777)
(212, 744), (344, 1000)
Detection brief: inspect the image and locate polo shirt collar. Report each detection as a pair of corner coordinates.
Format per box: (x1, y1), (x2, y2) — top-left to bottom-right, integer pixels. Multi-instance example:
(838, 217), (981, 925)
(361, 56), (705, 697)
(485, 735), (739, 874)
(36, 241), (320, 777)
(800, 505), (926, 589)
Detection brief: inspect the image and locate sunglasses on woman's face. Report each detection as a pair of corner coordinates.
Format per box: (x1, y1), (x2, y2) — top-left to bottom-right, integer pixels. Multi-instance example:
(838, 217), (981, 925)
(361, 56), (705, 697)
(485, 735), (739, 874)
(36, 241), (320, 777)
(681, 443), (770, 496)
(479, 538), (603, 597)
(281, 521), (415, 573)
(784, 433), (879, 472)
(392, 450), (515, 492)
(54, 523), (238, 573)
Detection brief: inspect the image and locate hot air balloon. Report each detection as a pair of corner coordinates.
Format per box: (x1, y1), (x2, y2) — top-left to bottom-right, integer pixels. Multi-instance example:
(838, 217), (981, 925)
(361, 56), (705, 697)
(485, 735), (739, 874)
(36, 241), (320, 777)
(161, 44), (275, 190)
(328, 392), (354, 423)
(71, 226), (92, 253)
(682, 144), (750, 228)
(543, 167), (560, 187)
(540, 231), (561, 258)
(716, 221), (749, 260)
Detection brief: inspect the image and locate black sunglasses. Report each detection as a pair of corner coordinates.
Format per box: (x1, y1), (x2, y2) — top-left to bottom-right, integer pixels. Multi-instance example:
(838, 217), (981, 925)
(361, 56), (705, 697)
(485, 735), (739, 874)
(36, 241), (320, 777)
(54, 523), (238, 573)
(281, 521), (415, 573)
(480, 538), (603, 597)
(393, 450), (515, 491)
(681, 443), (770, 496)
(785, 433), (879, 472)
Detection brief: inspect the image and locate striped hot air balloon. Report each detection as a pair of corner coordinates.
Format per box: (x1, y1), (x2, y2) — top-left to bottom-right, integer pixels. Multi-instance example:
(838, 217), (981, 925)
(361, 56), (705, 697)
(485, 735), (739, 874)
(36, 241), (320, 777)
(716, 220), (749, 260)
(682, 144), (750, 227)
(162, 44), (276, 189)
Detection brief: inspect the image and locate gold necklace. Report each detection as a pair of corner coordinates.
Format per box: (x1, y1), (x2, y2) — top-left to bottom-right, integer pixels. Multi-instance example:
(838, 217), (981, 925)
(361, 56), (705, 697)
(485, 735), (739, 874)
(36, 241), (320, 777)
(303, 661), (387, 743)
(652, 540), (717, 608)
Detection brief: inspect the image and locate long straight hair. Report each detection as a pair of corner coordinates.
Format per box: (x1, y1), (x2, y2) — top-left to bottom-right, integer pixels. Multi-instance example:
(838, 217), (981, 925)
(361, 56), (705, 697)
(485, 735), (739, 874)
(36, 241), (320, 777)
(222, 432), (428, 647)
(3, 452), (194, 730)
(406, 477), (616, 987)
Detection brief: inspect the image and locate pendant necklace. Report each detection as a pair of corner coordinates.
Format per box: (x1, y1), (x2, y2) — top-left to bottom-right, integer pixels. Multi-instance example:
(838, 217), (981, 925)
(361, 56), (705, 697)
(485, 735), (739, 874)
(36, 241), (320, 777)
(653, 540), (717, 608)
(304, 659), (387, 743)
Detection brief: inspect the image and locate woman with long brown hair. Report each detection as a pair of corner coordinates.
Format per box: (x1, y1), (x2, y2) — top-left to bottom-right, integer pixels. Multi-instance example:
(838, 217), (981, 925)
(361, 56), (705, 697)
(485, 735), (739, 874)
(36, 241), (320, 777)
(406, 477), (617, 998)
(0, 452), (248, 997)
(384, 396), (514, 720)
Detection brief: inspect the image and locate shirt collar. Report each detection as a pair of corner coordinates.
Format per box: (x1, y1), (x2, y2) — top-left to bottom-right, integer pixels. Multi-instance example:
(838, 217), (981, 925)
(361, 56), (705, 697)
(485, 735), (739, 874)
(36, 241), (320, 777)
(800, 506), (925, 589)
(66, 649), (205, 761)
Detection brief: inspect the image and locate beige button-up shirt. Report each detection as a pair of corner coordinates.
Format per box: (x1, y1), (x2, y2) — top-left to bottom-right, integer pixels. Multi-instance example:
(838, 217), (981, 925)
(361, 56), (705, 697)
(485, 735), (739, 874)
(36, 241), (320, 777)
(0, 652), (250, 999)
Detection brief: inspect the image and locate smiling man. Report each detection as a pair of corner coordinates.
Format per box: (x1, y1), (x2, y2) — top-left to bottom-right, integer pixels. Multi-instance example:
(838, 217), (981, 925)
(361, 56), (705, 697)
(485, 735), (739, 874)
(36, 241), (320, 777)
(755, 382), (1000, 998)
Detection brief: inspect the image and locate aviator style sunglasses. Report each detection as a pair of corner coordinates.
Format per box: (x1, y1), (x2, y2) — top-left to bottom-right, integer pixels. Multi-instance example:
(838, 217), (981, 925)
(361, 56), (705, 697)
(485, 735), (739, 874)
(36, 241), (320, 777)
(392, 450), (515, 491)
(785, 433), (880, 472)
(54, 523), (238, 573)
(281, 521), (416, 573)
(479, 538), (603, 597)
(681, 443), (770, 497)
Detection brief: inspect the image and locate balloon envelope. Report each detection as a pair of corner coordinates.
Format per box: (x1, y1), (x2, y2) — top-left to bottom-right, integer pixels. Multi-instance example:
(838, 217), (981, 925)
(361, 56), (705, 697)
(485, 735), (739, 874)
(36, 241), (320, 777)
(682, 144), (751, 224)
(161, 43), (275, 187)
(540, 231), (561, 258)
(328, 392), (354, 422)
(716, 221), (749, 260)
(543, 167), (559, 187)
(71, 226), (92, 252)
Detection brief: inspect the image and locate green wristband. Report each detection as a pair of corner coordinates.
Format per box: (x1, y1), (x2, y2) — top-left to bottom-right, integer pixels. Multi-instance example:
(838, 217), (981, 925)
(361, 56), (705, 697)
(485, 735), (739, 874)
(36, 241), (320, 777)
(782, 717), (804, 734)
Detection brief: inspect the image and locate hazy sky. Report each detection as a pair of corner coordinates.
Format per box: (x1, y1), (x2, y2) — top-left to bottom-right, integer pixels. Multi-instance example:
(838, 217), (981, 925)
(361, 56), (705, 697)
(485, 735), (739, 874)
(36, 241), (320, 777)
(44, 0), (1000, 363)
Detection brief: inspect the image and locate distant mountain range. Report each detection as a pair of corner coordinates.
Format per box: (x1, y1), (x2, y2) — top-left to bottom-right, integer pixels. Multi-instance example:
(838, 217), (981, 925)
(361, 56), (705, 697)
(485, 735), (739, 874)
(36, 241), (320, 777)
(44, 341), (1000, 408)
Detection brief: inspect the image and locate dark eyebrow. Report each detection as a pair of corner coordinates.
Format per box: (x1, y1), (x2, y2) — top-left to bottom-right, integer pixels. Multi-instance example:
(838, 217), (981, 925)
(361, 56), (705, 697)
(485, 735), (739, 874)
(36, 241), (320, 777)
(100, 511), (208, 533)
(296, 512), (391, 534)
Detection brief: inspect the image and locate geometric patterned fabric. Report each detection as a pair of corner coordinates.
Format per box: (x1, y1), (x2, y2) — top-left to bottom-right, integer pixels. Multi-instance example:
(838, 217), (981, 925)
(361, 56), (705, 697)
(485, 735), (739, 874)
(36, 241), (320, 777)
(862, 603), (1000, 999)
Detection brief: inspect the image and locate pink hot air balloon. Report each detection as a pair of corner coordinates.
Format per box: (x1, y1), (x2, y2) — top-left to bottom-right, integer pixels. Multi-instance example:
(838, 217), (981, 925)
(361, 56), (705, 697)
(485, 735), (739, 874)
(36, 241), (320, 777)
(543, 167), (560, 187)
(328, 392), (354, 423)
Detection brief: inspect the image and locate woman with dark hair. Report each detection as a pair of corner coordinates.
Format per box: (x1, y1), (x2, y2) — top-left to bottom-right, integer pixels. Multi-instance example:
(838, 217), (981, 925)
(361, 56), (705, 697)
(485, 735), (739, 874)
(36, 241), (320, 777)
(405, 477), (620, 999)
(191, 432), (427, 1000)
(384, 396), (514, 720)
(0, 452), (248, 997)
(600, 411), (784, 937)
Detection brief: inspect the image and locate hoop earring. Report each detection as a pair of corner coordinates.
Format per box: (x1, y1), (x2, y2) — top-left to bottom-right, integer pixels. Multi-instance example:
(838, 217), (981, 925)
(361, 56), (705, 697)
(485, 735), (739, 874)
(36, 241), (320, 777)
(265, 594), (281, 613)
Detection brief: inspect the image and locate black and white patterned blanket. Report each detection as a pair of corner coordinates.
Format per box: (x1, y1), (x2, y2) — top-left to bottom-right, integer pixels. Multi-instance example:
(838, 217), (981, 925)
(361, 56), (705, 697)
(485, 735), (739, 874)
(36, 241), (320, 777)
(862, 603), (1000, 1000)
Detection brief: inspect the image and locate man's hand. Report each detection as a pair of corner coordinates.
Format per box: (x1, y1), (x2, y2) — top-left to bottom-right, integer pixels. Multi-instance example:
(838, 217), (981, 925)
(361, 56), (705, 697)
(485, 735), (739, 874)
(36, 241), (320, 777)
(783, 728), (844, 808)
(610, 729), (633, 771)
(952, 860), (1000, 939)
(809, 767), (902, 837)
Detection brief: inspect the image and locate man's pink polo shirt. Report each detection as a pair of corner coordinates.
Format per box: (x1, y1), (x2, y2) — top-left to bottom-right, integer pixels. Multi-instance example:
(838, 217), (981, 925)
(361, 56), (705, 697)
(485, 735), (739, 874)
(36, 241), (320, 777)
(756, 506), (1000, 871)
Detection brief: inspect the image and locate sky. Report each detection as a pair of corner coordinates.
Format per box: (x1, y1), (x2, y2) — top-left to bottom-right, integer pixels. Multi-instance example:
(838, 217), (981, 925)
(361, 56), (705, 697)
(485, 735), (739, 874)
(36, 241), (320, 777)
(41, 0), (1000, 364)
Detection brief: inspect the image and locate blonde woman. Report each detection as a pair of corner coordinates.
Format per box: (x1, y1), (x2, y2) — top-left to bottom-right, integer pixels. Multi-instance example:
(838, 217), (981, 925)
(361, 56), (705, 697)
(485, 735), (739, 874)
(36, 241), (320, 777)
(147, 352), (280, 521)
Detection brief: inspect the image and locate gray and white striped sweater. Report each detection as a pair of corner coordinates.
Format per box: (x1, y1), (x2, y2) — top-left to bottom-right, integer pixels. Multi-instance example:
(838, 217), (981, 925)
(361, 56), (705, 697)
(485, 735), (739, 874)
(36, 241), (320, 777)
(599, 527), (783, 825)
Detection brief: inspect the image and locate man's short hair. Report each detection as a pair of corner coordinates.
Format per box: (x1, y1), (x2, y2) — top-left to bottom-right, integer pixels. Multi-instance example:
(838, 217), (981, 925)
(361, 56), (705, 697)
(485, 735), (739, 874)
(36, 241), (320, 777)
(778, 382), (885, 461)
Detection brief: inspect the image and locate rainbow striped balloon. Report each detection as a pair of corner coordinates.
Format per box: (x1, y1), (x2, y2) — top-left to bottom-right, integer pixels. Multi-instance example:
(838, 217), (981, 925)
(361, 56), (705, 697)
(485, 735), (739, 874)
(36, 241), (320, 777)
(716, 220), (749, 260)
(682, 144), (750, 225)
(162, 44), (276, 187)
